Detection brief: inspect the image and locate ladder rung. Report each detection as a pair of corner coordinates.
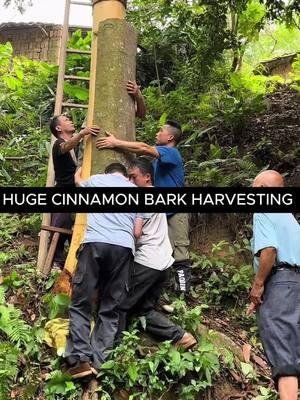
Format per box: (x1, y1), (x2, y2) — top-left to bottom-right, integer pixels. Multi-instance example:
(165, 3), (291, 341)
(71, 0), (92, 5)
(66, 49), (91, 55)
(41, 225), (73, 235)
(62, 102), (89, 109)
(65, 75), (90, 81)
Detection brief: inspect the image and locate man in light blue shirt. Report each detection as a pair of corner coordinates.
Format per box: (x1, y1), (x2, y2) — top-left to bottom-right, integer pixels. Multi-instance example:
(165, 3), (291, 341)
(64, 163), (140, 379)
(249, 170), (300, 400)
(80, 171), (137, 250)
(252, 213), (300, 273)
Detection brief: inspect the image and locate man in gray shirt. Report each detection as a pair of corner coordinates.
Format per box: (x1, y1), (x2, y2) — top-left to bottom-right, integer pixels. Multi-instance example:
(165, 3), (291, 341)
(116, 158), (196, 349)
(64, 163), (140, 378)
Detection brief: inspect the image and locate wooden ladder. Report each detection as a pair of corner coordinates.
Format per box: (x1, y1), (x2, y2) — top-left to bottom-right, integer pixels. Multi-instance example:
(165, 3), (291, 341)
(37, 0), (92, 274)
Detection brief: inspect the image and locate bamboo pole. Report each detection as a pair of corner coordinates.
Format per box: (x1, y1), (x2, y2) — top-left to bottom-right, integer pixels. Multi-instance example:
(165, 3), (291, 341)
(37, 0), (72, 273)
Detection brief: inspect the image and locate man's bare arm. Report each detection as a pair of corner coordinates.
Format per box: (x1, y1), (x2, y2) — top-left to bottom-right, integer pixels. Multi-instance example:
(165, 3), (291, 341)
(60, 126), (100, 154)
(254, 247), (276, 288)
(127, 80), (146, 119)
(247, 247), (276, 314)
(96, 132), (159, 158)
(135, 93), (146, 119)
(134, 217), (144, 239)
(74, 167), (83, 186)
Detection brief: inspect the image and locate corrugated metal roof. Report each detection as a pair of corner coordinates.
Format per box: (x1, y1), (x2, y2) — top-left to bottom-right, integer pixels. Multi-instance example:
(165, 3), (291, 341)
(0, 22), (60, 30)
(0, 22), (91, 31)
(260, 52), (299, 66)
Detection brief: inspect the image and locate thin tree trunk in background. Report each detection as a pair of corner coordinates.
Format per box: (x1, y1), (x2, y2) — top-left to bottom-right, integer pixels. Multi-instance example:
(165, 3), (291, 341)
(153, 45), (162, 95)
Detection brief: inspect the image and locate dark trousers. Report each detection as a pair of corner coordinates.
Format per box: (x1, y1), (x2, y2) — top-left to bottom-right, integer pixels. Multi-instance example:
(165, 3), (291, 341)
(257, 269), (300, 384)
(167, 213), (191, 293)
(50, 212), (74, 267)
(65, 242), (133, 369)
(117, 262), (185, 343)
(173, 261), (192, 293)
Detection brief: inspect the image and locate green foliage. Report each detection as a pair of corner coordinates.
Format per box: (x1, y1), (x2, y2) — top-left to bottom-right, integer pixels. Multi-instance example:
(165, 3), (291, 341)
(186, 141), (259, 186)
(0, 42), (57, 186)
(0, 5), (297, 398)
(262, 0), (300, 23)
(63, 29), (91, 128)
(253, 386), (278, 400)
(45, 371), (78, 400)
(129, 0), (256, 90)
(2, 270), (23, 288)
(66, 29), (91, 77)
(290, 54), (300, 91)
(99, 328), (220, 399)
(194, 70), (279, 126)
(171, 299), (208, 332)
(191, 239), (254, 305)
(128, 0), (297, 184)
(0, 285), (34, 400)
(42, 293), (71, 319)
(0, 303), (32, 348)
(240, 361), (257, 380)
(0, 214), (41, 248)
(0, 42), (56, 131)
(244, 23), (300, 67)
(0, 342), (20, 400)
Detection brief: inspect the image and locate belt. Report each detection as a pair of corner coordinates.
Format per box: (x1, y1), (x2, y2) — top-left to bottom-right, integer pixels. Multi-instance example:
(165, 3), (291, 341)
(272, 262), (300, 274)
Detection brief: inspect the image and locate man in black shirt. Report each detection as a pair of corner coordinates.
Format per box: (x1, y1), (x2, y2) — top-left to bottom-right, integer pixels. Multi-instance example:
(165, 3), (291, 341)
(49, 115), (99, 268)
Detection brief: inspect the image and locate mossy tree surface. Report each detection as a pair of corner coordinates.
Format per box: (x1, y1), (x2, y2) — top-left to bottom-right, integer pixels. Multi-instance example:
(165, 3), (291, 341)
(91, 18), (137, 174)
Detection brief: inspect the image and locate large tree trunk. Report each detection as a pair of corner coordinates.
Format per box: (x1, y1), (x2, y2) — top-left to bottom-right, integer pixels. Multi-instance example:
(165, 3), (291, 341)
(57, 17), (137, 283)
(91, 18), (137, 173)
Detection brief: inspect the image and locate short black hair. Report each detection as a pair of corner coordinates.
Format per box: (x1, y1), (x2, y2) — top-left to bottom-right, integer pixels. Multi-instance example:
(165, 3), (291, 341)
(49, 115), (62, 138)
(165, 119), (182, 144)
(128, 157), (154, 184)
(166, 120), (181, 130)
(104, 162), (128, 177)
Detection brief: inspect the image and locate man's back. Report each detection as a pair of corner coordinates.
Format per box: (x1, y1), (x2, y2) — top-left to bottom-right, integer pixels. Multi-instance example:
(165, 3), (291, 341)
(135, 212), (174, 270)
(152, 146), (184, 187)
(253, 213), (300, 271)
(80, 174), (137, 251)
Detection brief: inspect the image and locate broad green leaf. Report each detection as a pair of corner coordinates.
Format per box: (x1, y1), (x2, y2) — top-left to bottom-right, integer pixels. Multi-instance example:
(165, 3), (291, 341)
(159, 112), (167, 126)
(4, 76), (22, 90)
(171, 350), (181, 365)
(241, 361), (255, 378)
(14, 65), (24, 81)
(54, 294), (71, 307)
(101, 360), (115, 369)
(127, 363), (138, 382)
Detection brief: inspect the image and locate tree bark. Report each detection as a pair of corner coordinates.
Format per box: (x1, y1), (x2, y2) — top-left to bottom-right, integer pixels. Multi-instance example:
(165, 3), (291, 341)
(60, 19), (137, 281)
(91, 18), (137, 174)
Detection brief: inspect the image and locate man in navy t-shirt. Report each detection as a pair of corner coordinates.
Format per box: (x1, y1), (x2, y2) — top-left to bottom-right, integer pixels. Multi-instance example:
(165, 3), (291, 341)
(96, 120), (191, 294)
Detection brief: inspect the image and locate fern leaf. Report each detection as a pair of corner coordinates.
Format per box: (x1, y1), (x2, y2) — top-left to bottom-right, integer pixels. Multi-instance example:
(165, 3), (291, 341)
(0, 288), (6, 305)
